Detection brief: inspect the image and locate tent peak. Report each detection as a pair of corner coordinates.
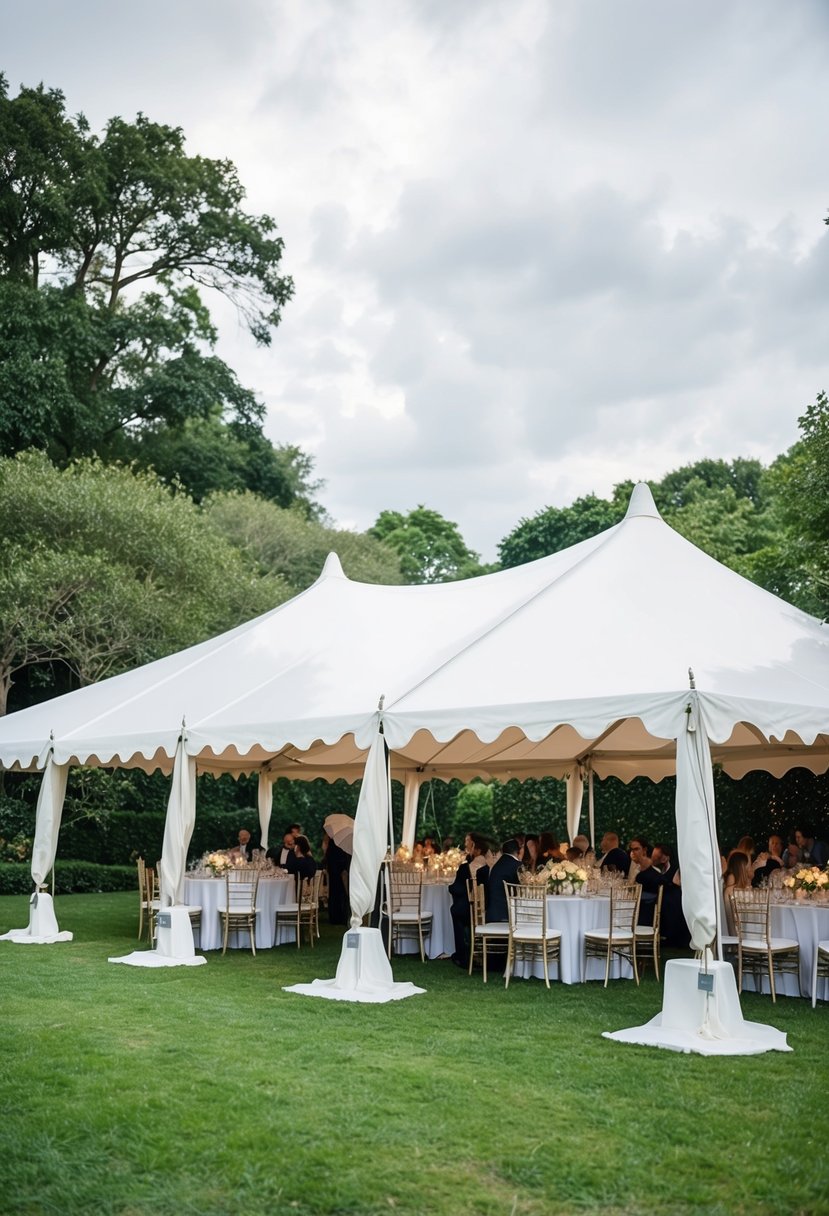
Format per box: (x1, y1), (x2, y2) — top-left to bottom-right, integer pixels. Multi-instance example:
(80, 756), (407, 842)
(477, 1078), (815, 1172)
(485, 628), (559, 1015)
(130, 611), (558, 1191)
(624, 481), (662, 521)
(317, 551), (347, 580)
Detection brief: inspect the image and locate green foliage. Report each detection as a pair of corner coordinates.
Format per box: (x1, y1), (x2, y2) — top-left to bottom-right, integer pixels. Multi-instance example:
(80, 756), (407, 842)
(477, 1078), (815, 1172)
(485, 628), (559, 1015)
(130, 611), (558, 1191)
(0, 76), (318, 511)
(451, 780), (495, 841)
(0, 452), (287, 712)
(204, 490), (403, 591)
(0, 861), (134, 894)
(369, 505), (483, 583)
(492, 776), (568, 838)
(498, 493), (624, 567)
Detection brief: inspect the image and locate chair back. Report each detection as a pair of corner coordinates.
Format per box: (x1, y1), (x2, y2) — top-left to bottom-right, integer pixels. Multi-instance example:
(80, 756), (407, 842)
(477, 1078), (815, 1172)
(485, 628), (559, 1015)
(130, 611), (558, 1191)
(609, 884), (640, 937)
(730, 888), (770, 944)
(300, 870), (323, 909)
(389, 867), (424, 917)
(652, 884), (664, 934)
(225, 871), (259, 911)
(145, 866), (160, 904)
(505, 883), (547, 934)
(137, 856), (146, 894)
(467, 878), (486, 929)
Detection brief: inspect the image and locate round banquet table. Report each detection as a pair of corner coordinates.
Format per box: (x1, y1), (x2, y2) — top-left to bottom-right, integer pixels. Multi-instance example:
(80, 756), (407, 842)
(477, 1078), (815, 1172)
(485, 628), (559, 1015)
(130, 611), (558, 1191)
(739, 900), (829, 1000)
(393, 879), (454, 960)
(510, 893), (633, 984)
(184, 874), (296, 950)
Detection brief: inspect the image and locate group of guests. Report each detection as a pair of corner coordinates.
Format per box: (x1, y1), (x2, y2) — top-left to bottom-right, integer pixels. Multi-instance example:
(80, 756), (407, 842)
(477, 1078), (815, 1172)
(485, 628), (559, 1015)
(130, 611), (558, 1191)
(229, 823), (354, 927)
(447, 828), (693, 969)
(721, 825), (828, 897)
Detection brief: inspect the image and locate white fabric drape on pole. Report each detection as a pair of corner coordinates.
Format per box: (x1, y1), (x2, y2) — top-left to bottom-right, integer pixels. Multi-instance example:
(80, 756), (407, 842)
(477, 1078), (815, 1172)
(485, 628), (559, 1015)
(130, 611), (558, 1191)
(565, 767), (584, 844)
(0, 750), (73, 944)
(401, 772), (422, 849)
(159, 734), (197, 907)
(349, 726), (390, 927)
(257, 772), (273, 851)
(674, 696), (720, 952)
(30, 753), (68, 888)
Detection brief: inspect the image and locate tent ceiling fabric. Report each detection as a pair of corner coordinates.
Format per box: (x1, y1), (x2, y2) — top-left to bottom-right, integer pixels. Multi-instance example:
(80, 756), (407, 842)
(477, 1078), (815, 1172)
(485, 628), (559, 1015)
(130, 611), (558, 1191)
(1, 483), (828, 783)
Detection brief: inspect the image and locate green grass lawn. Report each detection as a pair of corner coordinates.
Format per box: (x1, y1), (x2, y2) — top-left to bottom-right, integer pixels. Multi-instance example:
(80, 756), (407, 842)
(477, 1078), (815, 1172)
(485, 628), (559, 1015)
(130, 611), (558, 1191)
(0, 892), (826, 1216)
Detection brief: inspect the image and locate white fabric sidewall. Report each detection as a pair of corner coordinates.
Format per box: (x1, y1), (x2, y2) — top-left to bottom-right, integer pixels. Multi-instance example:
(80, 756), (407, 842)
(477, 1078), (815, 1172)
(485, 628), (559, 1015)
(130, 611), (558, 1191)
(675, 698), (719, 951)
(159, 738), (197, 907)
(349, 728), (389, 926)
(401, 772), (422, 849)
(30, 757), (68, 887)
(565, 768), (584, 844)
(257, 773), (273, 851)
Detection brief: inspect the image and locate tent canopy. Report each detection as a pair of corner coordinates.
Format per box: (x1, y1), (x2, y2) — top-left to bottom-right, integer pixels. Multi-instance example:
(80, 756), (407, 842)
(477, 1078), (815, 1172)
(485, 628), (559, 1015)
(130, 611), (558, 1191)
(1, 483), (828, 787)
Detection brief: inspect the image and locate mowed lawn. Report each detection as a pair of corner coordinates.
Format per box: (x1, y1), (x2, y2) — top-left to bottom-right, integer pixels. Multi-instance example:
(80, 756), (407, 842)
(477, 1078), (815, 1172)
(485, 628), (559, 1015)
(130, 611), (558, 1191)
(0, 892), (826, 1216)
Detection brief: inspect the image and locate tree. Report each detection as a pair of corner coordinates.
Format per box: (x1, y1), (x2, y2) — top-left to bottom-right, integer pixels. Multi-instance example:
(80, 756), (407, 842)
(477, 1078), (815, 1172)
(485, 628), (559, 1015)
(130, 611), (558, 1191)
(369, 506), (483, 583)
(0, 77), (312, 509)
(451, 781), (495, 842)
(0, 452), (288, 715)
(498, 493), (624, 567)
(203, 490), (404, 592)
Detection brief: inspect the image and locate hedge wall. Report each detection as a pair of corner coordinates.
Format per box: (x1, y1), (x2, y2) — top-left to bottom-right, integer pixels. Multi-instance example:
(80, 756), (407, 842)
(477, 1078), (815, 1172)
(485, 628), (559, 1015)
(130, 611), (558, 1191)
(0, 861), (135, 895)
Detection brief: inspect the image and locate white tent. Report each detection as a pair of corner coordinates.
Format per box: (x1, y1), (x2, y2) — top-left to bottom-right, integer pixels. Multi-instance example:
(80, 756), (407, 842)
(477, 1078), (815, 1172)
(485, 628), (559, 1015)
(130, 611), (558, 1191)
(2, 482), (829, 954)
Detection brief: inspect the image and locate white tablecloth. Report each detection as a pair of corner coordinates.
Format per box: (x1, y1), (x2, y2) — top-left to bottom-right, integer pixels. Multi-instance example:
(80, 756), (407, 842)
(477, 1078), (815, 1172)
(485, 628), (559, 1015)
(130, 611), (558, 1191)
(394, 881), (454, 960)
(184, 875), (296, 950)
(739, 901), (829, 1000)
(511, 894), (633, 984)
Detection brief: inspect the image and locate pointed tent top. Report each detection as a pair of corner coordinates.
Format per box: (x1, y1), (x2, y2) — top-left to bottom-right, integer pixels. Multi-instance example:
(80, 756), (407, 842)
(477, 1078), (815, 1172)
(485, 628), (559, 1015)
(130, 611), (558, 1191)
(318, 551), (347, 580)
(624, 481), (662, 521)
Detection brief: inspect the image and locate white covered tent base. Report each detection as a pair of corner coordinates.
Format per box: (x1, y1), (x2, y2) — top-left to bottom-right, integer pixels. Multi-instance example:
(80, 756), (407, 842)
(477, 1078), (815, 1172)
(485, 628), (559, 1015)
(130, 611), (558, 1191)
(0, 892), (72, 944)
(283, 926), (425, 1004)
(604, 955), (790, 1055)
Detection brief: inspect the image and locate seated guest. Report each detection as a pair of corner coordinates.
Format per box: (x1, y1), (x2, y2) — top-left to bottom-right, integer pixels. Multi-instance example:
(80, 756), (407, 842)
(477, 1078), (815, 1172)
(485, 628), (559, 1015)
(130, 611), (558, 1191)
(537, 832), (565, 864)
(522, 834), (540, 871)
(325, 837), (351, 926)
(267, 828), (297, 867)
(229, 829), (253, 861)
(752, 834), (784, 886)
(794, 825), (829, 867)
(627, 837), (650, 882)
(723, 851), (753, 934)
(422, 835), (440, 857)
(448, 832), (490, 968)
(290, 835), (317, 882)
(412, 841), (425, 863)
(485, 839), (523, 924)
(734, 835), (756, 861)
(442, 835), (455, 851)
(572, 833), (593, 858)
(565, 846), (582, 862)
(598, 831), (630, 875)
(645, 843), (690, 947)
(783, 842), (802, 869)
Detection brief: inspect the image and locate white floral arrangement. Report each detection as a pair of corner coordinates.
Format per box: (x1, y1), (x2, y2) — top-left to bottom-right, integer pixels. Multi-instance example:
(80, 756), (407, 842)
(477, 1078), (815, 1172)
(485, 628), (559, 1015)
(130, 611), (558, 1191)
(544, 858), (588, 894)
(204, 851), (231, 876)
(425, 847), (466, 876)
(783, 865), (828, 894)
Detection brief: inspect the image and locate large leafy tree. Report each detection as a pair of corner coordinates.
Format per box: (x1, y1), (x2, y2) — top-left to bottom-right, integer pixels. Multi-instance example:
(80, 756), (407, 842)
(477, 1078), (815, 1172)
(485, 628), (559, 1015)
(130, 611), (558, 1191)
(498, 493), (625, 569)
(0, 452), (287, 716)
(369, 506), (483, 583)
(0, 77), (315, 509)
(203, 491), (404, 593)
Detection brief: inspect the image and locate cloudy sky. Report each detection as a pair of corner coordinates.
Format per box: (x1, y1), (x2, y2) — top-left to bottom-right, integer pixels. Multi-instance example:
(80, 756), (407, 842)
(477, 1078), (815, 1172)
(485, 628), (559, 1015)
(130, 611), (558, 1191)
(3, 0), (828, 557)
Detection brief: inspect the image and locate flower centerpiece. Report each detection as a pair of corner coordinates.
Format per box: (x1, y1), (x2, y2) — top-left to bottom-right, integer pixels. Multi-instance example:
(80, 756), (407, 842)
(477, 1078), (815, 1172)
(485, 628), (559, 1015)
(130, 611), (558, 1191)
(544, 858), (588, 895)
(205, 851), (230, 876)
(426, 846), (466, 878)
(784, 865), (829, 897)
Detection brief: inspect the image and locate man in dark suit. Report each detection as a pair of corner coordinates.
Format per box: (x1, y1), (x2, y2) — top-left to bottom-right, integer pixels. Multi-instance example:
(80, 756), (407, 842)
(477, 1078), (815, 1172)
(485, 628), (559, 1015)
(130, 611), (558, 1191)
(448, 832), (490, 968)
(598, 831), (630, 876)
(485, 839), (523, 924)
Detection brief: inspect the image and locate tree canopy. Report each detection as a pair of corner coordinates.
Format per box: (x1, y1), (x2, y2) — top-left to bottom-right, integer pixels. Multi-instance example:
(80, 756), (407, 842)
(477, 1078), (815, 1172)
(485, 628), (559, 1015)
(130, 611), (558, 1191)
(0, 452), (287, 716)
(0, 76), (318, 511)
(369, 505), (484, 583)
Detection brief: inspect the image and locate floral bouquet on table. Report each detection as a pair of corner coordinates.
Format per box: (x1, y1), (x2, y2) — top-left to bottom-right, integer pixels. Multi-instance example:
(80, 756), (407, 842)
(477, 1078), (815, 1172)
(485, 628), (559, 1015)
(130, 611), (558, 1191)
(544, 859), (588, 895)
(784, 865), (829, 896)
(204, 851), (231, 876)
(426, 846), (467, 878)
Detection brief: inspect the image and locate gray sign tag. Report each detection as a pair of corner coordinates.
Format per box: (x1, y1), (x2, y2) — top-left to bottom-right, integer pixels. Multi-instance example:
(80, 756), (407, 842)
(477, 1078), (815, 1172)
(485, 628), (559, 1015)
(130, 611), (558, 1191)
(697, 972), (714, 993)
(346, 933), (360, 949)
(157, 913), (172, 929)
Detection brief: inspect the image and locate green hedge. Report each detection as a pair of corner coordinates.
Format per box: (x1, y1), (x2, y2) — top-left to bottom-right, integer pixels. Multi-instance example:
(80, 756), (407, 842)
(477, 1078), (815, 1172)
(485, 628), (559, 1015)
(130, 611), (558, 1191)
(0, 861), (136, 895)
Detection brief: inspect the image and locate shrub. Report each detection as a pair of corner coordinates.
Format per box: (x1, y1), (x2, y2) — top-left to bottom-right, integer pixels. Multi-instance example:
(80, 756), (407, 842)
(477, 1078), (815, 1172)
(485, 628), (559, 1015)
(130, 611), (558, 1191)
(0, 861), (135, 895)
